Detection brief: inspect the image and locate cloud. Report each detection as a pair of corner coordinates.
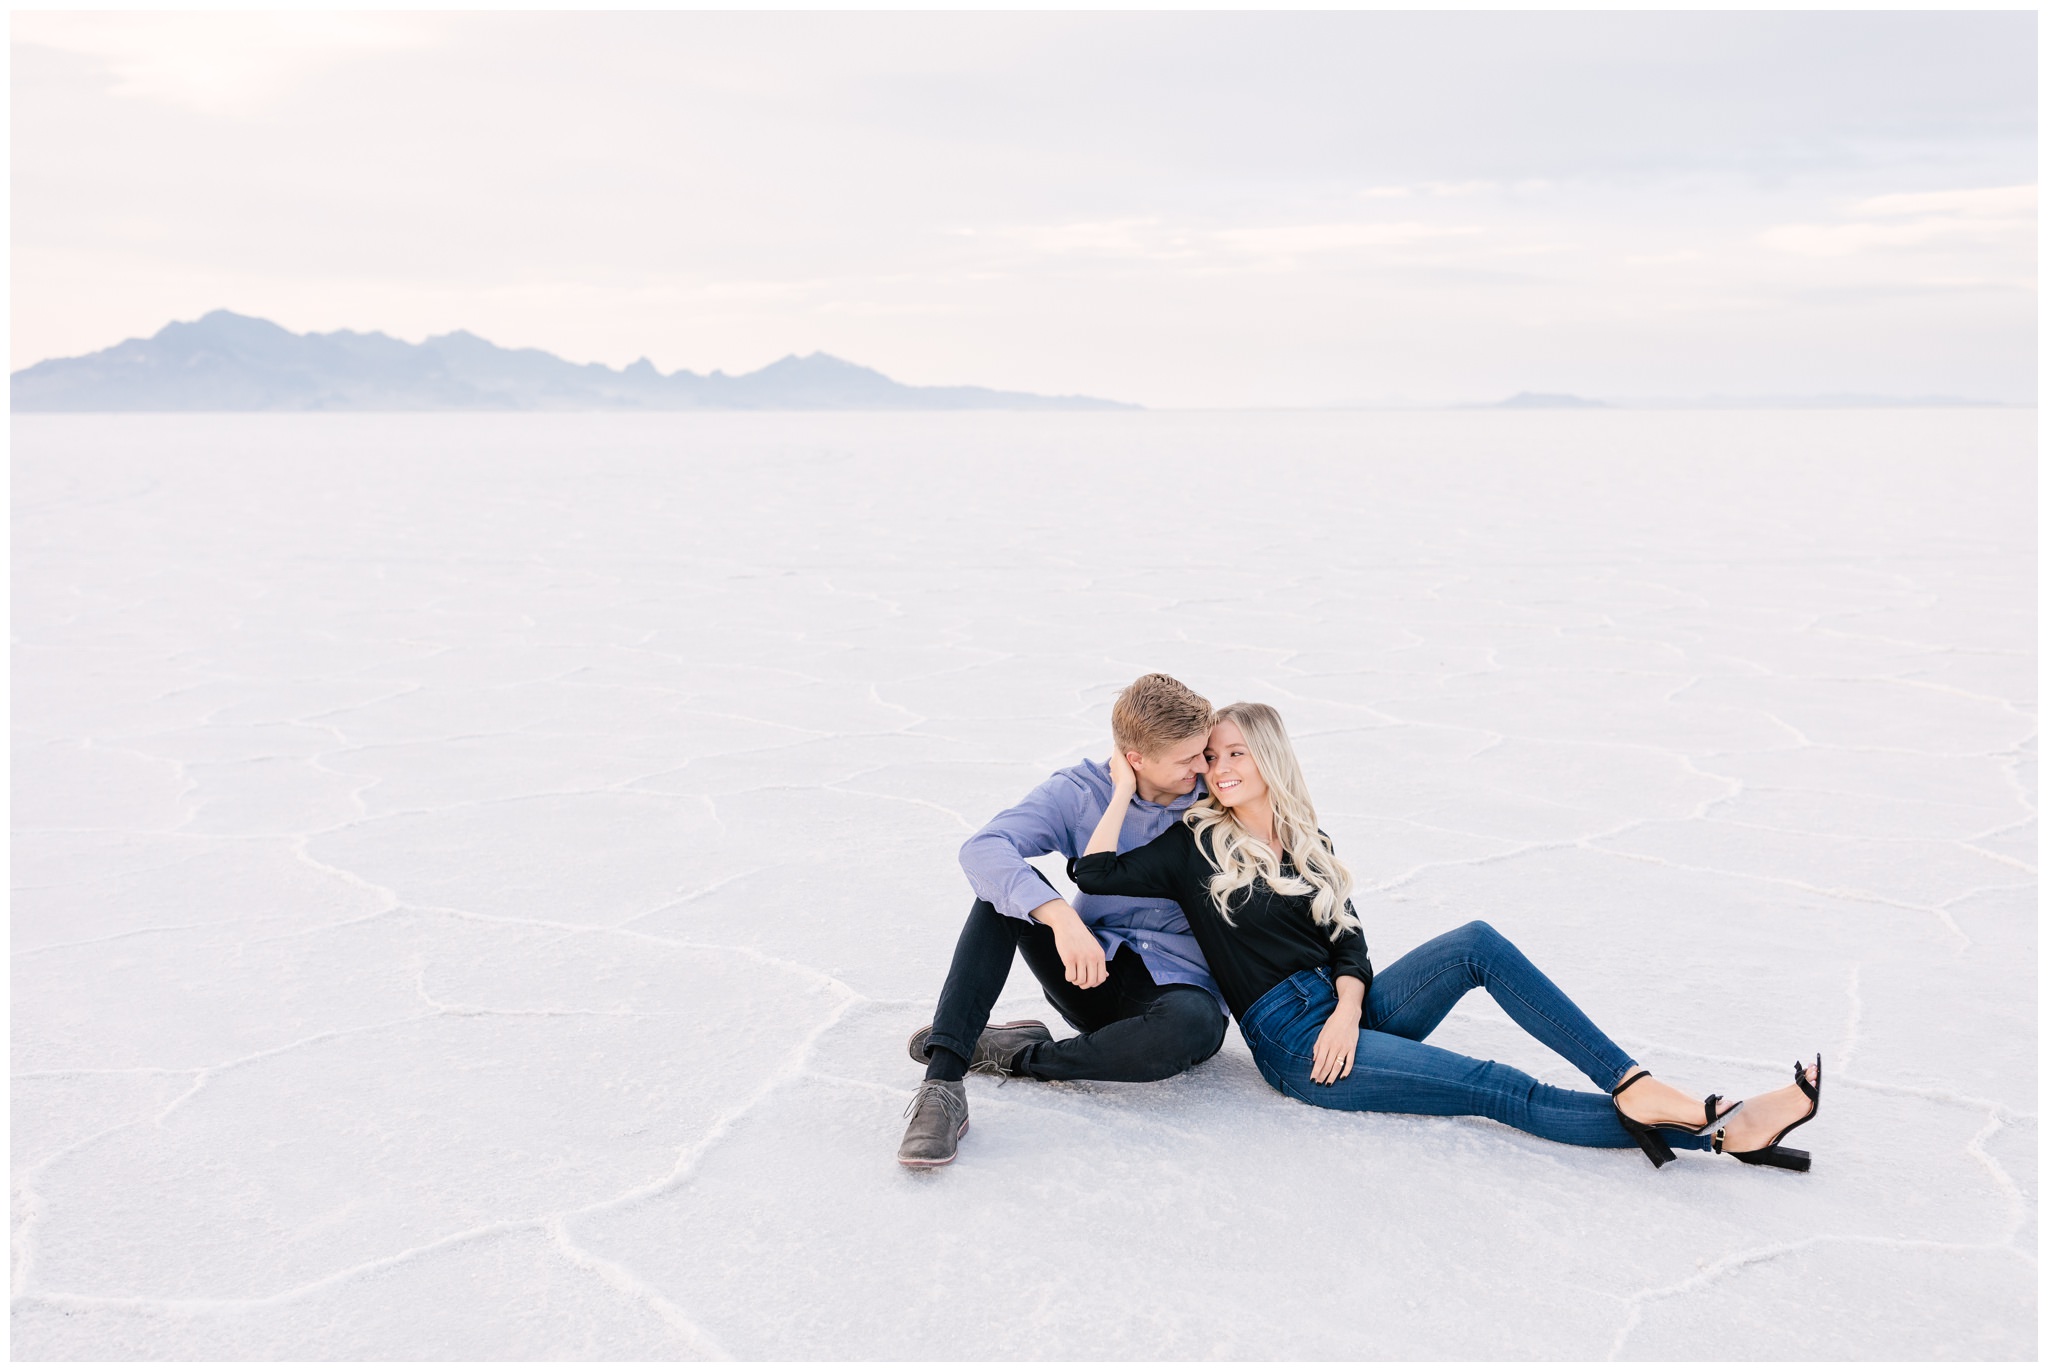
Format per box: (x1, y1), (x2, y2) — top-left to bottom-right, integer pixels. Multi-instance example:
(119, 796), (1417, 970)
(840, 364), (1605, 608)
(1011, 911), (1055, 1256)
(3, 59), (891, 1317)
(1209, 222), (1483, 257)
(980, 217), (1483, 271)
(1854, 185), (2036, 218)
(9, 13), (2035, 403)
(1759, 183), (2035, 257)
(14, 12), (440, 113)
(1625, 250), (1704, 266)
(992, 218), (1191, 260)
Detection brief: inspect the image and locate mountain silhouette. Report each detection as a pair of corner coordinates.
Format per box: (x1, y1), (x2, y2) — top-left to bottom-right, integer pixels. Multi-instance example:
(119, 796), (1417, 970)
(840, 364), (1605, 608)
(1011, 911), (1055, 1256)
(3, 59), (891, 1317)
(10, 311), (1137, 412)
(1492, 391), (1609, 409)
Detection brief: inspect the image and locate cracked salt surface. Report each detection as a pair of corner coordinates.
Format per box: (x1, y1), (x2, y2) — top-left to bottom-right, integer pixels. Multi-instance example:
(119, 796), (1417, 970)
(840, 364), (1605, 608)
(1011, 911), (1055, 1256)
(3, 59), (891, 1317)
(11, 409), (2035, 1359)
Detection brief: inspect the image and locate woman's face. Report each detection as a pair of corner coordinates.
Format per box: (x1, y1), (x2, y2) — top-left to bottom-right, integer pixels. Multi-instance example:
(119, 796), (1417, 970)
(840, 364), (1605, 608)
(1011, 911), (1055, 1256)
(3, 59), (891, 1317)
(1205, 718), (1267, 811)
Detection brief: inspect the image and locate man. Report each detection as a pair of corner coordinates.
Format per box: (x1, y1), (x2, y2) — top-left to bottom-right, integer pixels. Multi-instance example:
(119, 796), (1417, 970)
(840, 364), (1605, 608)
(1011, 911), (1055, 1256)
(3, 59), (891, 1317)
(897, 673), (1229, 1167)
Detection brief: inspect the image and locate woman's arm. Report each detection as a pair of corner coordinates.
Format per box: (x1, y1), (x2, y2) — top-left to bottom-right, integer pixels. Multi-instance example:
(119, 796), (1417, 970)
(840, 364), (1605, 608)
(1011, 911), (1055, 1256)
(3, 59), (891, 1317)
(1311, 892), (1372, 1086)
(1327, 901), (1373, 996)
(1309, 973), (1366, 1085)
(1067, 750), (1198, 904)
(1082, 748), (1139, 857)
(1329, 915), (1371, 986)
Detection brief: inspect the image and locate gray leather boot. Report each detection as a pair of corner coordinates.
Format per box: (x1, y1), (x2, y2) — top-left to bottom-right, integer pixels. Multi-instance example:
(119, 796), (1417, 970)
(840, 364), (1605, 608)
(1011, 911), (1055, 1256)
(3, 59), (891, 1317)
(905, 1019), (1053, 1078)
(896, 1078), (970, 1167)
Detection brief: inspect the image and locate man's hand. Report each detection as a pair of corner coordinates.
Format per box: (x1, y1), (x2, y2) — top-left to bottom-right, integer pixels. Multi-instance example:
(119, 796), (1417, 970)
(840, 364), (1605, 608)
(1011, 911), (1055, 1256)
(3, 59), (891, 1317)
(1310, 1005), (1361, 1085)
(1032, 897), (1108, 989)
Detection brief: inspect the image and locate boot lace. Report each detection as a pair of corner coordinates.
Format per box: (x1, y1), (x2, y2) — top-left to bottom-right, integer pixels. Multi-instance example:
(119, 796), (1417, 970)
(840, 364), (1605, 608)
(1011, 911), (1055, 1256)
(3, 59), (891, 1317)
(903, 1079), (962, 1119)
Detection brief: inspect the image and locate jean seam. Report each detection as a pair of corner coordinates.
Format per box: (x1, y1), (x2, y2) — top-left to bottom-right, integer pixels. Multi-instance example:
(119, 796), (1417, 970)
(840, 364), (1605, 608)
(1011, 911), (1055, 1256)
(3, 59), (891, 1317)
(1372, 953), (1626, 1090)
(1478, 960), (1629, 1088)
(1247, 1012), (1320, 1060)
(1303, 1062), (1630, 1139)
(1254, 1037), (1640, 1145)
(1368, 962), (1469, 1034)
(1277, 1060), (1532, 1120)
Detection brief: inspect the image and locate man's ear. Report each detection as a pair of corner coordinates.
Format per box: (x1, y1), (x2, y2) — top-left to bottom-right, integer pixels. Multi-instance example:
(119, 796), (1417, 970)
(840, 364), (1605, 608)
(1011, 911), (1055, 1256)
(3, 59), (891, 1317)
(1123, 748), (1146, 773)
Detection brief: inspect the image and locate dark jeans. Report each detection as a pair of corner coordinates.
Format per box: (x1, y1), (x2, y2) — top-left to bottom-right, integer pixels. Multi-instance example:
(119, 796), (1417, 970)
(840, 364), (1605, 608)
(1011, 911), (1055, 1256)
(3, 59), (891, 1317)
(927, 899), (1228, 1083)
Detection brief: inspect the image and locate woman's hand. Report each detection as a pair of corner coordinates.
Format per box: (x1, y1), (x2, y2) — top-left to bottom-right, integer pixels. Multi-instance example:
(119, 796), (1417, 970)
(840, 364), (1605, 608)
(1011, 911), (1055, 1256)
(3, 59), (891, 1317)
(1084, 745), (1142, 859)
(1107, 746), (1138, 797)
(1310, 1006), (1360, 1085)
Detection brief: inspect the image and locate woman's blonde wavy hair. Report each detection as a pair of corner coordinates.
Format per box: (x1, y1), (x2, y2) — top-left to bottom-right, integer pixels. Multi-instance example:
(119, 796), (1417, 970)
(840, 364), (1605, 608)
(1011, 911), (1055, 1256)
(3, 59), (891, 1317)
(1184, 702), (1359, 940)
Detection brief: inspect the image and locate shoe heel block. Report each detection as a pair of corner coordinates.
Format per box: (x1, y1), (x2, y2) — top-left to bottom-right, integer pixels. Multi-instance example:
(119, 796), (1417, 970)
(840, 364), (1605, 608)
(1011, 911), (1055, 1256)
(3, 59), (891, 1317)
(1617, 1112), (1676, 1167)
(1740, 1145), (1811, 1172)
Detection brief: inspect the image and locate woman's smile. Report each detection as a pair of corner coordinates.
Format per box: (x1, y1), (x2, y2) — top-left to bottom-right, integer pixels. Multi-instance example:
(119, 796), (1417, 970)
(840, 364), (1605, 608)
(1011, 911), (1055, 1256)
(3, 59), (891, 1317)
(1204, 718), (1266, 810)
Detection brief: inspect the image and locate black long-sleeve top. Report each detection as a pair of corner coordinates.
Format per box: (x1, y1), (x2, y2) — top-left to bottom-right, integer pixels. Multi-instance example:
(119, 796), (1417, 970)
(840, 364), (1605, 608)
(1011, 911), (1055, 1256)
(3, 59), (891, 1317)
(1069, 820), (1372, 1022)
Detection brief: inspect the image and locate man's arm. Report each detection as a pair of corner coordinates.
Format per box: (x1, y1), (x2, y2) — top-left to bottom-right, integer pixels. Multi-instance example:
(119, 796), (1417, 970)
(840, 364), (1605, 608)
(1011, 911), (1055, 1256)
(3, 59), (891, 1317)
(957, 772), (1109, 989)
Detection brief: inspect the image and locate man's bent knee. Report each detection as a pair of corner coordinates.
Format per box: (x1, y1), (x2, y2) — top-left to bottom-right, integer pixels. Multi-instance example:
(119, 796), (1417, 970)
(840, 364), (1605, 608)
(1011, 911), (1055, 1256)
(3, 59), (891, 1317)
(1152, 988), (1229, 1068)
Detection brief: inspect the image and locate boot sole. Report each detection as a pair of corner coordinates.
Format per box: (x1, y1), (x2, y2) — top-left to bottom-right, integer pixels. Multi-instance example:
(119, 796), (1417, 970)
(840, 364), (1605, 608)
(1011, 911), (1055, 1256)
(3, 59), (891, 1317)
(897, 1119), (968, 1168)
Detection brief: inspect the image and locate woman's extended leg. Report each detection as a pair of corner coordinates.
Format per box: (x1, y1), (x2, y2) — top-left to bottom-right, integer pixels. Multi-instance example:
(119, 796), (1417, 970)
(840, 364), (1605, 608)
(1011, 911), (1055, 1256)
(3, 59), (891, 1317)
(1364, 920), (1643, 1094)
(1243, 972), (1711, 1151)
(1295, 1025), (1713, 1151)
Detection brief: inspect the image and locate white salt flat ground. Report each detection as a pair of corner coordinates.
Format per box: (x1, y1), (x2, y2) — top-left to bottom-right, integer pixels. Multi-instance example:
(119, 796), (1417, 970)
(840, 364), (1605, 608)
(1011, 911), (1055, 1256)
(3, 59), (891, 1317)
(11, 409), (2036, 1360)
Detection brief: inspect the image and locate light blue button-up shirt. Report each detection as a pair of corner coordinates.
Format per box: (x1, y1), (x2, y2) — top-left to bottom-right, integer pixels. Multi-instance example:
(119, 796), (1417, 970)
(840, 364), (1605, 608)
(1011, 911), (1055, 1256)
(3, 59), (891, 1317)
(957, 759), (1225, 1013)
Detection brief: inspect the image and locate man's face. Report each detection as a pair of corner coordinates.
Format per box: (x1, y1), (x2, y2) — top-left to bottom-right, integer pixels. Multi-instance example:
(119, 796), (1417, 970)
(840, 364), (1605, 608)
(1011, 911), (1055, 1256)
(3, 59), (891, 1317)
(1126, 732), (1209, 804)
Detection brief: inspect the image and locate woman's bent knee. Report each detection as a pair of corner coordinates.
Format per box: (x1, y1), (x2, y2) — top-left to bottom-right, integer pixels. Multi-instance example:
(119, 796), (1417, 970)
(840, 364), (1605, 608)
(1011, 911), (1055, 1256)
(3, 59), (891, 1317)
(1454, 918), (1503, 950)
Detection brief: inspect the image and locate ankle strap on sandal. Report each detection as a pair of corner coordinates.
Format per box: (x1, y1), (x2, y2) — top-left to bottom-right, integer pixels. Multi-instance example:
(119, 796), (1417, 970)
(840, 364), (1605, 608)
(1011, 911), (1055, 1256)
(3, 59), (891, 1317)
(1611, 1069), (1653, 1098)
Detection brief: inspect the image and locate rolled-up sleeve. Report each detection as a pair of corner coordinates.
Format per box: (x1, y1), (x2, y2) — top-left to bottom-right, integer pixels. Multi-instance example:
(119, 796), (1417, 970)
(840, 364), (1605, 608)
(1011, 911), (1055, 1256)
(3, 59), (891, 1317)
(958, 775), (1084, 922)
(1328, 901), (1373, 992)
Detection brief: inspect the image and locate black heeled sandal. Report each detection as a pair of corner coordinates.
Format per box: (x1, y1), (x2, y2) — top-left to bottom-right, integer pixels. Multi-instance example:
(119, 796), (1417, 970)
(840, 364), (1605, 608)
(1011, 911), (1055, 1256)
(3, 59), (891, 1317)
(1712, 1053), (1820, 1172)
(1610, 1069), (1741, 1169)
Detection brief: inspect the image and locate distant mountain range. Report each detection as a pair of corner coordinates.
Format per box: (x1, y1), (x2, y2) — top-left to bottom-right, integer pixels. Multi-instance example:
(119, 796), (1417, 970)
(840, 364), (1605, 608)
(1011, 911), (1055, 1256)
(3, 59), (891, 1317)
(1477, 390), (2008, 410)
(1616, 392), (2013, 409)
(10, 311), (1137, 412)
(1491, 392), (1609, 409)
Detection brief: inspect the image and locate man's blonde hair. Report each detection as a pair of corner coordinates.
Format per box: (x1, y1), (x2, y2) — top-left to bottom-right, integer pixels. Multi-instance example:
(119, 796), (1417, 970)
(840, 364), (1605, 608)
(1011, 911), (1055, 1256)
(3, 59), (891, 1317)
(1111, 673), (1213, 759)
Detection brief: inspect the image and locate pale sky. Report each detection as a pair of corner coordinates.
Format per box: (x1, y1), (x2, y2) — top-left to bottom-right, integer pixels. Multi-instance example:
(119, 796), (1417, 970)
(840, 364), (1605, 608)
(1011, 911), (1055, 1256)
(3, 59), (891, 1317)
(11, 11), (2037, 407)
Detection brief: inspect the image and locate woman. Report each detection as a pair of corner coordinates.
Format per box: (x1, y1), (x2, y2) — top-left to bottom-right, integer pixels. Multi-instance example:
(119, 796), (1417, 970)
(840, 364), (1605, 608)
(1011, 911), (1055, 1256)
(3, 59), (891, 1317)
(1070, 702), (1821, 1169)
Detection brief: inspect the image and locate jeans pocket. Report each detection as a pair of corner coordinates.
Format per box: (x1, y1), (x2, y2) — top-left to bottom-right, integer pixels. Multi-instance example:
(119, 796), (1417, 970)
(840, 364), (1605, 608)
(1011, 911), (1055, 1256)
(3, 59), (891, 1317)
(1247, 971), (1330, 1049)
(1290, 973), (1336, 1023)
(1242, 979), (1297, 1045)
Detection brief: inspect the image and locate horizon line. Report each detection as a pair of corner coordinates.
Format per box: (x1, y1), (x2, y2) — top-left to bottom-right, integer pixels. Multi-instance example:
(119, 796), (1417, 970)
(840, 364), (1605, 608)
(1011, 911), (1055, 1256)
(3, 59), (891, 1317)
(12, 402), (2032, 416)
(10, 310), (2031, 412)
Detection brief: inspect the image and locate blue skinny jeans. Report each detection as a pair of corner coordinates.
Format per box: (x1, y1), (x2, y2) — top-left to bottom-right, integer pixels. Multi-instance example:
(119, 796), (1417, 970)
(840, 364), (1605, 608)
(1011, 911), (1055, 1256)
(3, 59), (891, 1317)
(1237, 920), (1713, 1152)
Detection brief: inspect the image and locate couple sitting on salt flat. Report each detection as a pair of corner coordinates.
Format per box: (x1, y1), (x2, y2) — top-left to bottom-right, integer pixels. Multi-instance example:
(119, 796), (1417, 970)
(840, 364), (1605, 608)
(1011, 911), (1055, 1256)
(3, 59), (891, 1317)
(898, 673), (1823, 1173)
